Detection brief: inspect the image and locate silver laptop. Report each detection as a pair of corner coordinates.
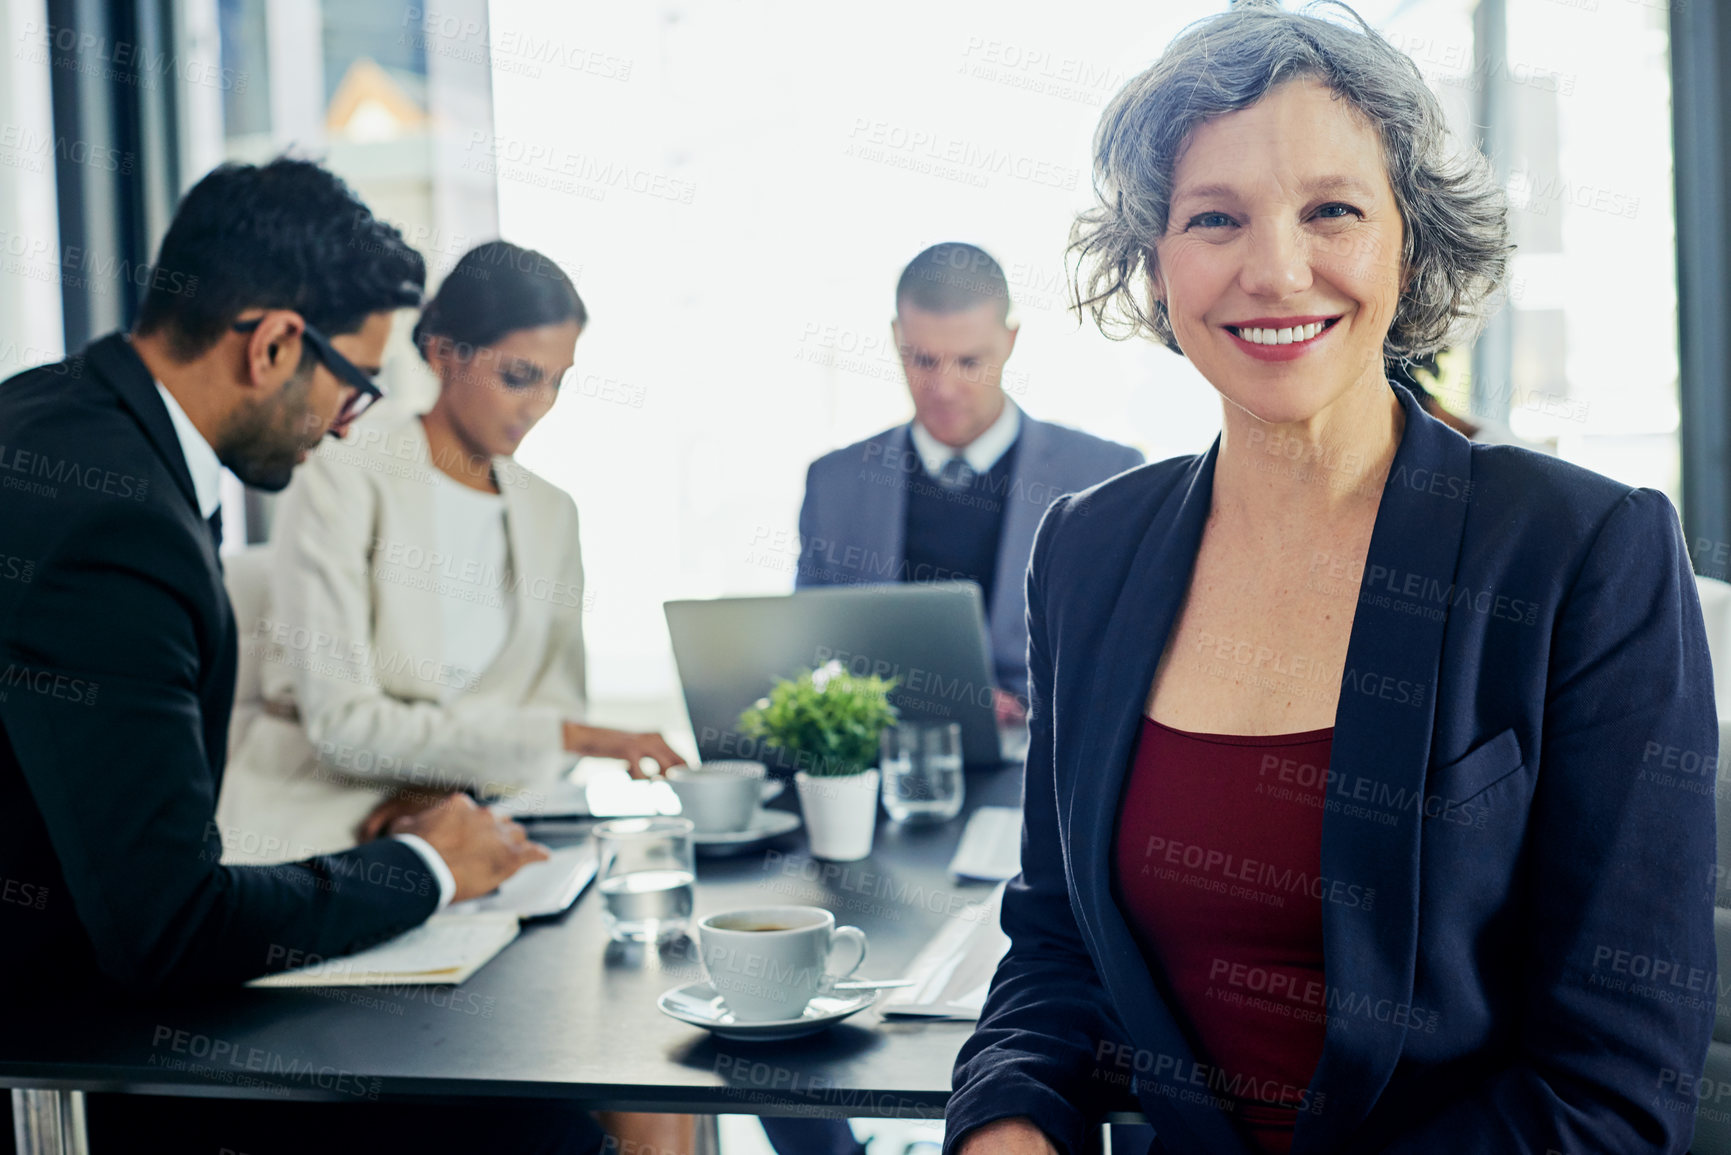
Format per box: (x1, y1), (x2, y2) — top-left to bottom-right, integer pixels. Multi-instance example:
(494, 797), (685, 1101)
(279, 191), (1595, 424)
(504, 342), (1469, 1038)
(664, 582), (1025, 770)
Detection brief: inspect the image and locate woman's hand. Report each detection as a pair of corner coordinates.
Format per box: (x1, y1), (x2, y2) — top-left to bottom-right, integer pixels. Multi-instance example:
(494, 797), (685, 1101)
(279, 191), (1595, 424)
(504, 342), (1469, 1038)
(562, 722), (688, 779)
(993, 688), (1028, 726)
(956, 1117), (1060, 1155)
(356, 787), (452, 842)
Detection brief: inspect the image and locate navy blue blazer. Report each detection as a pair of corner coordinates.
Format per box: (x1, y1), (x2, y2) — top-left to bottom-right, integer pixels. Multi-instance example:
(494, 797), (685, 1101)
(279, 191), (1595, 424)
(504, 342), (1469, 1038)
(796, 407), (1143, 701)
(947, 382), (1718, 1154)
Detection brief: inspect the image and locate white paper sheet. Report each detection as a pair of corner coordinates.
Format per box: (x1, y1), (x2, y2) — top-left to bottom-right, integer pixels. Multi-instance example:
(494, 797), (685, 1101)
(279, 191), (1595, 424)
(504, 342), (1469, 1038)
(947, 806), (1022, 881)
(880, 883), (1010, 1020)
(248, 913), (520, 988)
(444, 842), (597, 920)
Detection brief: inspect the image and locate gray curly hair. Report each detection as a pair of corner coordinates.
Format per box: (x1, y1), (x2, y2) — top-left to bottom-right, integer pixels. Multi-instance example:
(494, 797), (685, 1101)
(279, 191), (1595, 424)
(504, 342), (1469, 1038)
(1070, 0), (1511, 361)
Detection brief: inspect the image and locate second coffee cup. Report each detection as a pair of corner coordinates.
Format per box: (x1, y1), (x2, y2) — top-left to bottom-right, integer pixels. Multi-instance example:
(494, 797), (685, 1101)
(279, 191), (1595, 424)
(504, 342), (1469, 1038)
(665, 761), (765, 834)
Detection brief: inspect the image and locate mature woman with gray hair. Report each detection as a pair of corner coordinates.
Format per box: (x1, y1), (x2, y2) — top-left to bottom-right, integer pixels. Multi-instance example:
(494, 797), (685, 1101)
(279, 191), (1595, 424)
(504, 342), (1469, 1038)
(944, 4), (1715, 1154)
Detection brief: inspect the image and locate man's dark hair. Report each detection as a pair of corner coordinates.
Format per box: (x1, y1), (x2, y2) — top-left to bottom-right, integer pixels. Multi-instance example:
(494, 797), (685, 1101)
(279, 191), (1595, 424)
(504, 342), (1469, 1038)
(895, 243), (1012, 322)
(135, 156), (425, 359)
(412, 240), (586, 360)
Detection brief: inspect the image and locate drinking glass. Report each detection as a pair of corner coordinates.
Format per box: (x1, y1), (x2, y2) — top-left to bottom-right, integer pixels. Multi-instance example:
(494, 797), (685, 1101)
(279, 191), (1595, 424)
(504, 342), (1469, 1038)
(879, 721), (965, 824)
(594, 817), (696, 943)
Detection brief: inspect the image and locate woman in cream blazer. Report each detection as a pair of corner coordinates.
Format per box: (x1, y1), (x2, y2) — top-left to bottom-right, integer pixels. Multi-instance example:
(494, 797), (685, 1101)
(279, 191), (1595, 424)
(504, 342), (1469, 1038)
(218, 241), (684, 863)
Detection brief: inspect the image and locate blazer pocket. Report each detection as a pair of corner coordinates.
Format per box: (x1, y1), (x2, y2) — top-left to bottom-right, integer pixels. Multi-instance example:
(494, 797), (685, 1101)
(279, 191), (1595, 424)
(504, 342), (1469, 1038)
(1427, 727), (1526, 809)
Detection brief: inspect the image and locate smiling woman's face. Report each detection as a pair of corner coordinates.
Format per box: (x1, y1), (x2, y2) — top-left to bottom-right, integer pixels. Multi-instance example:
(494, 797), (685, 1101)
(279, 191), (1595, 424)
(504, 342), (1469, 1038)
(1154, 77), (1405, 427)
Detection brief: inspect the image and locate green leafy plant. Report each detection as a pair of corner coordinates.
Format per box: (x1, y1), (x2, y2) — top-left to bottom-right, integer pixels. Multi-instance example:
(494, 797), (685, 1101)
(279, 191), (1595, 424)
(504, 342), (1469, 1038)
(737, 660), (899, 778)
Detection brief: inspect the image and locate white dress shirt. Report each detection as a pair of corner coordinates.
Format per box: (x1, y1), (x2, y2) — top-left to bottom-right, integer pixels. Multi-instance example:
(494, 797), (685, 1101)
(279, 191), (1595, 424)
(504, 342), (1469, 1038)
(153, 382), (223, 519)
(153, 379), (456, 908)
(910, 397), (1023, 478)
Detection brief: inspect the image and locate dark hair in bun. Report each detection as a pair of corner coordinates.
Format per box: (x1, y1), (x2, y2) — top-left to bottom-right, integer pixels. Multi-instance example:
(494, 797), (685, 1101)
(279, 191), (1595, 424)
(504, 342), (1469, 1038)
(412, 240), (586, 362)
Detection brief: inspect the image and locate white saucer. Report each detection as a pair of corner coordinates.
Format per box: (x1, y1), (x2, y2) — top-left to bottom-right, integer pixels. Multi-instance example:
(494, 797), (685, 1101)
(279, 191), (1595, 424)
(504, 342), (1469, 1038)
(692, 808), (802, 856)
(657, 982), (878, 1040)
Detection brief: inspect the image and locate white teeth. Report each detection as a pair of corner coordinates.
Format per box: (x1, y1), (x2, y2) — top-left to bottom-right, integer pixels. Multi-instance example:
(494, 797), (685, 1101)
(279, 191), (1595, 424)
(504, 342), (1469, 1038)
(1236, 321), (1328, 346)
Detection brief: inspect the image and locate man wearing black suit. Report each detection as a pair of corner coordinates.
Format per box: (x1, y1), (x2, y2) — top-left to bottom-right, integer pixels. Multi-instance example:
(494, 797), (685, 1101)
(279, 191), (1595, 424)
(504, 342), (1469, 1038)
(0, 159), (599, 1153)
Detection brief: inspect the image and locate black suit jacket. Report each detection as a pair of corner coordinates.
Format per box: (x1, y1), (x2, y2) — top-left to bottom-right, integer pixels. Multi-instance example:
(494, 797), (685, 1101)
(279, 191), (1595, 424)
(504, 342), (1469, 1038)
(0, 334), (438, 995)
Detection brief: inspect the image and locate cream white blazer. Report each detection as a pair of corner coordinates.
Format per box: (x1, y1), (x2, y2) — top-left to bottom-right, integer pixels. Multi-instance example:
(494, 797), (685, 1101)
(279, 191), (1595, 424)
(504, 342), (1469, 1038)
(216, 417), (586, 862)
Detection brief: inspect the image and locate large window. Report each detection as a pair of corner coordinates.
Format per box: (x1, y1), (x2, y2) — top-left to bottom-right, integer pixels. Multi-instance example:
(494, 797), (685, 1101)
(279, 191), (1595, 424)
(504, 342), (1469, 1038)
(211, 0), (502, 537)
(489, 0), (1228, 707)
(0, 0), (65, 379)
(1369, 0), (1680, 495)
(489, 0), (1682, 723)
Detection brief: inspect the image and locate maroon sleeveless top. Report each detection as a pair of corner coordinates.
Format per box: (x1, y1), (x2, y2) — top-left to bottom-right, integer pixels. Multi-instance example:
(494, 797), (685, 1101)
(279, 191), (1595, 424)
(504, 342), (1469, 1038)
(1113, 716), (1332, 1154)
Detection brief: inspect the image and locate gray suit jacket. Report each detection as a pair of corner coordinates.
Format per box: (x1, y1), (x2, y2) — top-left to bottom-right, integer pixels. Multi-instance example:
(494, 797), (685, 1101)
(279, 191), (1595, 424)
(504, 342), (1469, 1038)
(796, 410), (1143, 701)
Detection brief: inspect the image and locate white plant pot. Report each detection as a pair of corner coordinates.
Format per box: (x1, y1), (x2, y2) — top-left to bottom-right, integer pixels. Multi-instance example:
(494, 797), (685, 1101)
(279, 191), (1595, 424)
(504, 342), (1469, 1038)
(795, 769), (880, 861)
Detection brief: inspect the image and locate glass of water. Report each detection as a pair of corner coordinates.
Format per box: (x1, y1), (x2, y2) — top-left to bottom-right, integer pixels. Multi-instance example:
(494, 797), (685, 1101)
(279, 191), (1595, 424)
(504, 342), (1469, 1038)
(880, 721), (965, 824)
(593, 817), (696, 943)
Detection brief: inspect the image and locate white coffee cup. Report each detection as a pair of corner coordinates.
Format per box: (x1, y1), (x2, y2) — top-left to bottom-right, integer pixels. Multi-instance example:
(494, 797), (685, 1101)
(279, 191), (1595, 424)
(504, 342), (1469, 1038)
(697, 905), (868, 1021)
(666, 761), (766, 834)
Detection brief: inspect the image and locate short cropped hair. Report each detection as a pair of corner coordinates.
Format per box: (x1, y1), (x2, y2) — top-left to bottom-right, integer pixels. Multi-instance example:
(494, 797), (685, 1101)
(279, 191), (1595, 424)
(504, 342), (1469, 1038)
(1070, 0), (1509, 360)
(896, 243), (1012, 323)
(135, 157), (425, 359)
(412, 241), (586, 362)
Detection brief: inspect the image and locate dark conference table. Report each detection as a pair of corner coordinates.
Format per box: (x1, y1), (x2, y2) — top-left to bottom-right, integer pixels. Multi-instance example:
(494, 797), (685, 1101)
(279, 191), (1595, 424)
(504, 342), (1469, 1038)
(0, 763), (1029, 1154)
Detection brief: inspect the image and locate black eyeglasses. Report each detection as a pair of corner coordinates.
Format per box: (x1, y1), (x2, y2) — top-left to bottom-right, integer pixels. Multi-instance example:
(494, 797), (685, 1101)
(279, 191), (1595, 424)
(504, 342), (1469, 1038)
(233, 315), (385, 428)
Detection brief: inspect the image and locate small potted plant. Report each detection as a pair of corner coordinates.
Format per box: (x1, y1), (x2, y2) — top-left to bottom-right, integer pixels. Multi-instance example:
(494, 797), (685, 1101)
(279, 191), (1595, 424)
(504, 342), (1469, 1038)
(738, 660), (898, 860)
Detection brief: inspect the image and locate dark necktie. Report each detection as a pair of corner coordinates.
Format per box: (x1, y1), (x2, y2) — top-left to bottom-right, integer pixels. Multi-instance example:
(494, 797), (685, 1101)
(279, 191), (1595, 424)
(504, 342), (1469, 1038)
(207, 509), (223, 552)
(938, 456), (975, 490)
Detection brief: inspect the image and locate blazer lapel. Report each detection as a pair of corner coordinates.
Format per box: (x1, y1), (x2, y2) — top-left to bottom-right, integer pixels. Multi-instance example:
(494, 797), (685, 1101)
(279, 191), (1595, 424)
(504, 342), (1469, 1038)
(1067, 442), (1254, 1155)
(990, 410), (1047, 665)
(492, 455), (547, 679)
(86, 333), (201, 518)
(1293, 384), (1471, 1153)
(854, 426), (910, 578)
(371, 419), (445, 700)
(85, 333), (232, 780)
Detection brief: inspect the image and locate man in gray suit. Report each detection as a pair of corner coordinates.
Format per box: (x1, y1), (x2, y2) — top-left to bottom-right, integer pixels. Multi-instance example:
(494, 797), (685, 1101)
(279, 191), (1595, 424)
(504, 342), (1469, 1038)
(796, 243), (1143, 719)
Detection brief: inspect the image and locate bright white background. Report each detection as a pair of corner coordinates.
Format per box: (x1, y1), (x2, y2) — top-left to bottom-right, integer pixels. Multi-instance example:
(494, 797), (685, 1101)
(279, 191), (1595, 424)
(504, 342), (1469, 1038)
(483, 0), (1677, 714)
(488, 0), (1220, 705)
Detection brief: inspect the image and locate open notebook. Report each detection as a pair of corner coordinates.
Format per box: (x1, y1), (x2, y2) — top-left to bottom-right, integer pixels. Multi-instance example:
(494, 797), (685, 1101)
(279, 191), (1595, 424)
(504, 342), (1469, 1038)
(248, 844), (597, 988)
(442, 842), (597, 920)
(492, 768), (679, 821)
(247, 914), (521, 988)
